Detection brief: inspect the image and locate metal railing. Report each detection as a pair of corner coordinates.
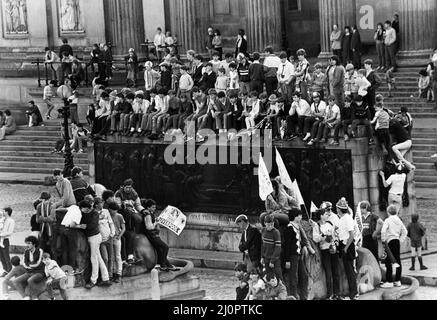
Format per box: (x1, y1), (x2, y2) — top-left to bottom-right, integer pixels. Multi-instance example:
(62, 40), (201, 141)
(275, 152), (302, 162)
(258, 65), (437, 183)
(31, 57), (92, 88)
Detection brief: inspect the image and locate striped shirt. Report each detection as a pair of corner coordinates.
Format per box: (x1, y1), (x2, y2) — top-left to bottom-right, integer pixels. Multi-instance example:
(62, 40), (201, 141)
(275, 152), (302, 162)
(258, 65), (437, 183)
(261, 227), (282, 263)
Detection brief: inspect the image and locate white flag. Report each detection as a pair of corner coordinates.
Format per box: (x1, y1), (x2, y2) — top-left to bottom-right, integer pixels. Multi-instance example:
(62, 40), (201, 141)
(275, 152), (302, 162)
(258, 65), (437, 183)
(291, 180), (305, 206)
(275, 148), (293, 190)
(157, 206), (187, 236)
(311, 202), (318, 213)
(258, 153), (274, 201)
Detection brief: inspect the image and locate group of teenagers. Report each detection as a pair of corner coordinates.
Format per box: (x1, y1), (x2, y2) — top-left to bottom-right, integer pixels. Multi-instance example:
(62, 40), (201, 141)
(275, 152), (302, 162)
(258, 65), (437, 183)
(73, 43), (414, 165)
(233, 184), (428, 301)
(0, 169), (175, 300)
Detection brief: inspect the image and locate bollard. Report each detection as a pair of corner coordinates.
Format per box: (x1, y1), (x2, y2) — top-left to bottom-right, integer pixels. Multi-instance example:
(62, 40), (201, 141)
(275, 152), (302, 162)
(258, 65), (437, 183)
(150, 268), (160, 300)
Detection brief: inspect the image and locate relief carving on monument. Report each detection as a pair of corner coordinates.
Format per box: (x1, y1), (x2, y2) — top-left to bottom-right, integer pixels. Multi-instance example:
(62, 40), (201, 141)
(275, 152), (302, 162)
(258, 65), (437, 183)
(1, 0), (28, 36)
(58, 0), (84, 34)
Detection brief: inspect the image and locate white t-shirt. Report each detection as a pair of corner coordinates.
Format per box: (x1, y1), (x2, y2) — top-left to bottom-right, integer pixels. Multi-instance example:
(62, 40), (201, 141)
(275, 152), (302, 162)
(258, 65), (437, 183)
(338, 213), (355, 244)
(386, 173), (407, 195)
(61, 205), (82, 227)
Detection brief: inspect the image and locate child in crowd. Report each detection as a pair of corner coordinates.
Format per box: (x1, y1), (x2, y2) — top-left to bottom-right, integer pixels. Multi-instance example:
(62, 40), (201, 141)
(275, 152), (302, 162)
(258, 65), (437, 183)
(215, 68), (229, 94)
(209, 52), (222, 74)
(264, 272), (288, 301)
(234, 263), (250, 301)
(42, 253), (68, 300)
(86, 104), (96, 126)
(43, 80), (57, 120)
(385, 68), (396, 97)
(355, 69), (371, 97)
(371, 102), (391, 155)
(108, 202), (125, 282)
(1, 256), (26, 300)
(310, 63), (327, 100)
(407, 214), (428, 271)
(247, 270), (265, 300)
(381, 205), (408, 288)
(418, 69), (430, 99)
(261, 215), (283, 282)
(228, 63), (240, 94)
(426, 62), (435, 102)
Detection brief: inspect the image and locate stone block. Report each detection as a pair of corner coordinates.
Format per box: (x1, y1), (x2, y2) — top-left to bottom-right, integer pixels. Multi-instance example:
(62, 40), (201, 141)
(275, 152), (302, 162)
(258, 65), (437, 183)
(352, 155), (368, 172)
(347, 138), (369, 156)
(354, 188), (370, 204)
(352, 172), (369, 190)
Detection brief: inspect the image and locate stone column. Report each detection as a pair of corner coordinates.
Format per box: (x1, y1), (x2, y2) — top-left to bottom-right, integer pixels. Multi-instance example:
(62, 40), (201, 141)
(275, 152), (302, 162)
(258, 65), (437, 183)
(318, 0), (356, 59)
(103, 0), (145, 57)
(169, 0), (211, 54)
(245, 0), (282, 52)
(397, 0), (437, 65)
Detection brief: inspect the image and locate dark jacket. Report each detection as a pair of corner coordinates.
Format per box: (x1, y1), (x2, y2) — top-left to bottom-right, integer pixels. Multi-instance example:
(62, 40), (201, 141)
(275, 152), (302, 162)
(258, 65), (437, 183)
(351, 32), (362, 51)
(351, 102), (371, 120)
(326, 65), (345, 91)
(249, 62), (265, 82)
(59, 44), (73, 58)
(200, 71), (217, 90)
(24, 248), (45, 274)
(71, 176), (96, 203)
(236, 38), (248, 56)
(341, 106), (352, 121)
(283, 223), (309, 261)
(193, 64), (204, 86)
(238, 225), (262, 263)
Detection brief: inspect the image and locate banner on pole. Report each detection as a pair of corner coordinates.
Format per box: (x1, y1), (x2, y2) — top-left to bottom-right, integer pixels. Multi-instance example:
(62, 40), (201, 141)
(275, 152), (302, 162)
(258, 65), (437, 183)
(258, 153), (274, 201)
(157, 206), (187, 236)
(291, 180), (305, 206)
(275, 148), (293, 190)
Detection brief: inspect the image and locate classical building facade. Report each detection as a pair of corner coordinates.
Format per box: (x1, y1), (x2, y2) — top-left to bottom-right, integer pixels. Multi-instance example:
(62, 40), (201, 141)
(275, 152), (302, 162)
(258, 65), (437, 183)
(0, 0), (435, 62)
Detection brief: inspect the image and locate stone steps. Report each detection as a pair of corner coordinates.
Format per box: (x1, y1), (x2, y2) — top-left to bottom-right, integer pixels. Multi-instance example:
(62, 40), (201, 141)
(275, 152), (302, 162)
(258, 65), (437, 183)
(0, 150), (87, 158)
(414, 175), (437, 183)
(0, 155), (88, 164)
(0, 166), (81, 175)
(0, 160), (88, 170)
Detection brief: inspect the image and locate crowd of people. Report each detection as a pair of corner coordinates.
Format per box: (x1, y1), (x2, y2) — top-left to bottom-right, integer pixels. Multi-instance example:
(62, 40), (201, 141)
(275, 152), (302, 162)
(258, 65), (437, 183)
(0, 168), (175, 300)
(232, 184), (428, 301)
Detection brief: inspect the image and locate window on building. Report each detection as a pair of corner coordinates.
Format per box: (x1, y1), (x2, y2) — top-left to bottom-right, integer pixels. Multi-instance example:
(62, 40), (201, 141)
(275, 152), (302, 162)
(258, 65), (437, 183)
(288, 0), (301, 12)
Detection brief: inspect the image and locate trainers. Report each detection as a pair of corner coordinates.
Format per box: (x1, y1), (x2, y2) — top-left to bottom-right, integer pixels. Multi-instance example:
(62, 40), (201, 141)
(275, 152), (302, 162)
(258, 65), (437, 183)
(307, 140), (315, 146)
(99, 280), (112, 287)
(409, 266), (415, 271)
(420, 265), (428, 270)
(85, 282), (96, 289)
(392, 263), (400, 269)
(330, 140), (340, 146)
(380, 282), (394, 289)
(394, 281), (402, 287)
(303, 133), (311, 142)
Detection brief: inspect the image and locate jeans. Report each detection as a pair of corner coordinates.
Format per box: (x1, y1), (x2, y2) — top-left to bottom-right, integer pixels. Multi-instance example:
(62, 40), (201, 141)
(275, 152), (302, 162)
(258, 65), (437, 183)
(385, 239), (401, 283)
(112, 238), (123, 275)
(286, 255), (308, 300)
(47, 277), (68, 300)
(250, 80), (264, 95)
(0, 238), (12, 272)
(376, 42), (386, 68)
(363, 235), (379, 262)
(351, 119), (373, 138)
(339, 242), (358, 298)
(100, 238), (114, 276)
(320, 249), (340, 297)
(14, 272), (45, 299)
(265, 77), (278, 96)
(147, 234), (170, 267)
(385, 45), (397, 70)
(58, 226), (79, 269)
(333, 120), (352, 141)
(88, 233), (109, 284)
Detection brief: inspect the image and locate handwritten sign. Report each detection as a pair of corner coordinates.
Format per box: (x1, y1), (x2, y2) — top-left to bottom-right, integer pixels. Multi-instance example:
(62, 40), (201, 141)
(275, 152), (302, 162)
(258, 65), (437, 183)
(157, 206), (187, 236)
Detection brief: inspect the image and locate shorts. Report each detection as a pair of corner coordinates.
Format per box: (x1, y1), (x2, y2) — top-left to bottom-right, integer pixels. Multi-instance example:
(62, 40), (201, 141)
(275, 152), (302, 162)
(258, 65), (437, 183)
(410, 240), (422, 249)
